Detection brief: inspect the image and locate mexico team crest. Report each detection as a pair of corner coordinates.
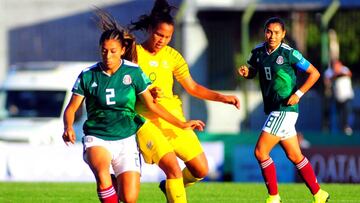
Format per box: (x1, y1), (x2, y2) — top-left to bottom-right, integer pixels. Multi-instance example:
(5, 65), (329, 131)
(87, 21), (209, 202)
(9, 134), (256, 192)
(123, 74), (132, 85)
(276, 56), (284, 65)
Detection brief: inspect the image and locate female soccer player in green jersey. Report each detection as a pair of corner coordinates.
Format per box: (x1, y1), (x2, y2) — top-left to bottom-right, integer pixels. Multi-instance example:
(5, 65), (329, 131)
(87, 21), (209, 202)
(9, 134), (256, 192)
(129, 0), (240, 202)
(62, 11), (204, 203)
(238, 17), (329, 203)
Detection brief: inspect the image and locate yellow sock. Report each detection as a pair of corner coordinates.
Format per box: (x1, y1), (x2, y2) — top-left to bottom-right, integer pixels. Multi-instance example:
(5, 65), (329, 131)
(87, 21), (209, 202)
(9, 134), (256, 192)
(166, 178), (187, 203)
(182, 167), (203, 187)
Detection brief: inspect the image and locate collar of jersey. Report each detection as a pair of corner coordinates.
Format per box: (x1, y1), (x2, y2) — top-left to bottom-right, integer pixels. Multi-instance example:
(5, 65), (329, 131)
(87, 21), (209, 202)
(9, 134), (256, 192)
(265, 42), (282, 55)
(99, 60), (124, 77)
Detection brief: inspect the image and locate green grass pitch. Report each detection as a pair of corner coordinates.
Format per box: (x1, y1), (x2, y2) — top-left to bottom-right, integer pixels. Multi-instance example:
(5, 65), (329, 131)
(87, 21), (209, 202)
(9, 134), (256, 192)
(0, 182), (359, 202)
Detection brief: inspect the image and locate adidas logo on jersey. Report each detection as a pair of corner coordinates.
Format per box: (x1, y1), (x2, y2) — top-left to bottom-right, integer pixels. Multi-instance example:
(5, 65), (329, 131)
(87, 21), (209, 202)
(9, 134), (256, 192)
(91, 82), (98, 87)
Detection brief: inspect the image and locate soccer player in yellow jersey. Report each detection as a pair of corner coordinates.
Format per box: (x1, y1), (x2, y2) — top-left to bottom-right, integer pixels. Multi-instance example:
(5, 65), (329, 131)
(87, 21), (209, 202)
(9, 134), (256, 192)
(129, 0), (240, 202)
(63, 10), (205, 203)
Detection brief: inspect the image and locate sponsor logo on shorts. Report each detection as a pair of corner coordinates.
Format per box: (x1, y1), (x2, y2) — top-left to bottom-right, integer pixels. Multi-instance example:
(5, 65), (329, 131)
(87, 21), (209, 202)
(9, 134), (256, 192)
(146, 141), (153, 150)
(135, 156), (140, 167)
(84, 136), (93, 143)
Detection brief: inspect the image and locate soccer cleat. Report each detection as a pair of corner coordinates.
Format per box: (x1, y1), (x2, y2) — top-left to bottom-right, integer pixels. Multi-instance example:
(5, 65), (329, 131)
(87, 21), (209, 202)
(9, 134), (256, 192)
(265, 194), (281, 203)
(159, 180), (167, 199)
(313, 189), (330, 203)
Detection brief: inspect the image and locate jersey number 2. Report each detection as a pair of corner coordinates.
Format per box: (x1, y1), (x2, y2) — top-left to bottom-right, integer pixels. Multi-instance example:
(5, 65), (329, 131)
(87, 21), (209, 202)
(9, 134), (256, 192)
(264, 67), (272, 80)
(106, 88), (116, 105)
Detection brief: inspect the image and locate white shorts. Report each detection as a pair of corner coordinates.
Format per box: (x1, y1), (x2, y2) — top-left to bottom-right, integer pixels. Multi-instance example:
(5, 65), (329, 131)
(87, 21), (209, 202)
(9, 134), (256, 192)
(82, 135), (141, 176)
(262, 111), (298, 140)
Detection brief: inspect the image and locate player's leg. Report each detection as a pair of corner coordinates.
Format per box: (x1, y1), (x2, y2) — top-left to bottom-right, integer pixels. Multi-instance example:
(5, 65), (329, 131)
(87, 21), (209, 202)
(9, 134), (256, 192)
(110, 174), (118, 195)
(276, 111), (329, 203)
(117, 172), (140, 203)
(182, 152), (208, 187)
(153, 100), (209, 188)
(166, 126), (208, 188)
(158, 152), (187, 203)
(257, 111), (291, 202)
(112, 135), (141, 203)
(83, 136), (118, 203)
(343, 100), (353, 135)
(280, 136), (329, 202)
(137, 122), (186, 203)
(255, 130), (281, 202)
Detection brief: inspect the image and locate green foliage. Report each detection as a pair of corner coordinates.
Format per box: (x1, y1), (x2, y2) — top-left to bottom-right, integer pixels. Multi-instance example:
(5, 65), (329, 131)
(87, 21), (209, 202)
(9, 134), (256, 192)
(332, 10), (360, 68)
(306, 21), (321, 49)
(0, 182), (359, 203)
(305, 10), (360, 80)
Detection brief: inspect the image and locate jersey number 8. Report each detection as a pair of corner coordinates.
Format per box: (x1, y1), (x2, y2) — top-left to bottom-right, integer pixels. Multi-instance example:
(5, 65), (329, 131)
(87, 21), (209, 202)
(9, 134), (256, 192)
(264, 67), (272, 80)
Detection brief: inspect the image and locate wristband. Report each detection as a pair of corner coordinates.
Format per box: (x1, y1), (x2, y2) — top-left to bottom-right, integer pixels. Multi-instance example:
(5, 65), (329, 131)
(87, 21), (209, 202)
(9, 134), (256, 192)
(295, 90), (304, 98)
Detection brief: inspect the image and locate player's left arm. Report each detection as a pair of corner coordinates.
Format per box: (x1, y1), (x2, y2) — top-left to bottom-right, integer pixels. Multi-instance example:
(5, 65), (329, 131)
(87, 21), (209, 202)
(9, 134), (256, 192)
(179, 76), (240, 109)
(139, 89), (205, 131)
(287, 63), (320, 106)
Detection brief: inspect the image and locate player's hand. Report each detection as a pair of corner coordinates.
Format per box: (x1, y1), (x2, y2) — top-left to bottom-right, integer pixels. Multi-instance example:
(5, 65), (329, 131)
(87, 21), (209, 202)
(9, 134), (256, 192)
(149, 87), (164, 102)
(237, 65), (249, 77)
(224, 95), (240, 109)
(62, 127), (76, 145)
(287, 94), (300, 106)
(183, 120), (205, 131)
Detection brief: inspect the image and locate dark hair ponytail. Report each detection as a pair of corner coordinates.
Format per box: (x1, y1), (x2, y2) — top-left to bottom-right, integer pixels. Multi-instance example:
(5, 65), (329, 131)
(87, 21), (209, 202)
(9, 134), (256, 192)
(122, 33), (137, 63)
(129, 0), (177, 32)
(95, 8), (137, 62)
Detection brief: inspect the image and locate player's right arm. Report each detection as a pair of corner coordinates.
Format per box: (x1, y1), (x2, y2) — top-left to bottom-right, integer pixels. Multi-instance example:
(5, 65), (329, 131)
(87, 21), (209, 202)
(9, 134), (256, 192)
(62, 94), (84, 145)
(238, 65), (257, 79)
(139, 89), (205, 131)
(238, 48), (258, 79)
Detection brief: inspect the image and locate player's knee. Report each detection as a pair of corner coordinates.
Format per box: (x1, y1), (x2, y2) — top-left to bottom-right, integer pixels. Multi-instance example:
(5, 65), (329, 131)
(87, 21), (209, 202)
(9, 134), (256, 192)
(96, 172), (112, 189)
(254, 148), (268, 161)
(190, 165), (209, 179)
(121, 194), (137, 203)
(197, 168), (208, 179)
(254, 148), (262, 160)
(159, 153), (183, 178)
(165, 167), (182, 178)
(287, 153), (304, 164)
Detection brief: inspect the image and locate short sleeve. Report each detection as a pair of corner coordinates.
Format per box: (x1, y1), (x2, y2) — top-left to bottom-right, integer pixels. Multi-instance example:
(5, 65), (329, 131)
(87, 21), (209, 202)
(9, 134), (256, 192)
(290, 49), (310, 72)
(72, 72), (86, 96)
(247, 50), (256, 67)
(133, 67), (152, 95)
(172, 49), (190, 81)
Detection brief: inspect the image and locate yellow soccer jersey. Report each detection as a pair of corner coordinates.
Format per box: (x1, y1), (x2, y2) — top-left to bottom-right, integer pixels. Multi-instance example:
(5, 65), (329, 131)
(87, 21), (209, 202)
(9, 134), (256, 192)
(135, 44), (190, 119)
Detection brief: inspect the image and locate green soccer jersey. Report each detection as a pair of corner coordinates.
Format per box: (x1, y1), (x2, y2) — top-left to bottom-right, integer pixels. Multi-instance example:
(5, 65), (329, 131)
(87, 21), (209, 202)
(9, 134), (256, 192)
(248, 42), (310, 114)
(72, 60), (151, 140)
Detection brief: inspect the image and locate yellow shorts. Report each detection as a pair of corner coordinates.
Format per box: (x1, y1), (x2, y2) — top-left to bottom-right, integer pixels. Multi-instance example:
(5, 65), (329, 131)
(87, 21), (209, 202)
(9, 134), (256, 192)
(137, 101), (203, 164)
(137, 121), (173, 164)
